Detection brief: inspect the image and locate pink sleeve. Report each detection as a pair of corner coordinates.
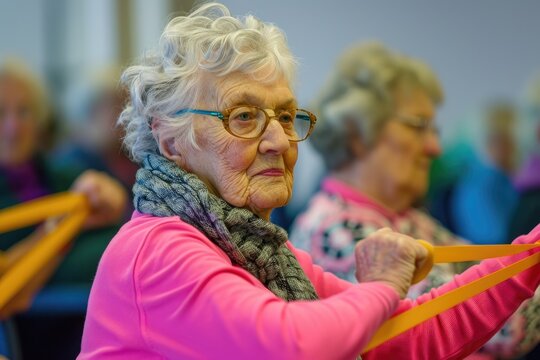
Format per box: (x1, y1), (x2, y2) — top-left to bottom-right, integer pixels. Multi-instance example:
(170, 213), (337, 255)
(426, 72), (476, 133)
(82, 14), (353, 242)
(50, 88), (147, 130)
(364, 224), (540, 360)
(135, 222), (400, 360)
(82, 216), (539, 359)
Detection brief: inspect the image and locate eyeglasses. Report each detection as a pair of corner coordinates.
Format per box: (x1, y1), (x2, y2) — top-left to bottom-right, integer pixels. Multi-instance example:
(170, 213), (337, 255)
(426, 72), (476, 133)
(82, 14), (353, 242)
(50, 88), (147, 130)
(395, 114), (439, 136)
(174, 105), (317, 142)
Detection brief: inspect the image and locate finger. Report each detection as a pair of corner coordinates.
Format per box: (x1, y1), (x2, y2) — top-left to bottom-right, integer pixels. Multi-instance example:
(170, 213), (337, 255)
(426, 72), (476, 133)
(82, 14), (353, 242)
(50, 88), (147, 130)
(376, 227), (393, 234)
(71, 172), (103, 206)
(413, 240), (429, 260)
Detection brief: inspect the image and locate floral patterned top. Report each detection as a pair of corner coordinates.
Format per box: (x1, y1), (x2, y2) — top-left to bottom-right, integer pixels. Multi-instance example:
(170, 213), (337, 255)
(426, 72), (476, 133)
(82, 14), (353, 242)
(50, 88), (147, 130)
(290, 177), (540, 359)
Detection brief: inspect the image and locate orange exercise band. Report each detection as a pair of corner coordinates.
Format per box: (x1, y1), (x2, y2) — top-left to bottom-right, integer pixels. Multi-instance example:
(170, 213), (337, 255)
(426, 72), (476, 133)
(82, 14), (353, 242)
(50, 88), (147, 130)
(362, 240), (540, 353)
(0, 192), (89, 311)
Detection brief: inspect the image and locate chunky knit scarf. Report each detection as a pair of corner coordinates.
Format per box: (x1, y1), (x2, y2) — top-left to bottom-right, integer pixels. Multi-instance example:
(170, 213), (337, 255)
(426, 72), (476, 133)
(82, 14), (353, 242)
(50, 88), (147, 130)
(133, 154), (319, 302)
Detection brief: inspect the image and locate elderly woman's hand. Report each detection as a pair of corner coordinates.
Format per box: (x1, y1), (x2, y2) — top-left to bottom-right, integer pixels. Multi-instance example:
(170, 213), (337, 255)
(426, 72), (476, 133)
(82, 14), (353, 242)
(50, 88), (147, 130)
(71, 170), (128, 229)
(354, 228), (429, 298)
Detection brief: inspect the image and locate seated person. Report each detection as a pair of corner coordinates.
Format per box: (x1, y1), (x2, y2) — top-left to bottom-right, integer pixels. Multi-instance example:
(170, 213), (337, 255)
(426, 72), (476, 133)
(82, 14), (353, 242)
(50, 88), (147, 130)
(509, 72), (540, 240)
(451, 101), (519, 245)
(0, 59), (127, 359)
(57, 67), (138, 193)
(290, 42), (540, 359)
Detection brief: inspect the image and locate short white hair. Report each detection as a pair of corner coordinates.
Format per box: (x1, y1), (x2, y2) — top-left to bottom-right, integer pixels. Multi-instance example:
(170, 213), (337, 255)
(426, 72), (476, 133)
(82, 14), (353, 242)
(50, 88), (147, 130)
(119, 2), (297, 163)
(310, 42), (444, 170)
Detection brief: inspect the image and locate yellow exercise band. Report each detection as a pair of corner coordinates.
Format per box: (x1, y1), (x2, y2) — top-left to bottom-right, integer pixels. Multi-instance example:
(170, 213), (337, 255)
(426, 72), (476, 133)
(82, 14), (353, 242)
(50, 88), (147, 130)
(0, 192), (88, 233)
(362, 239), (540, 353)
(0, 192), (89, 312)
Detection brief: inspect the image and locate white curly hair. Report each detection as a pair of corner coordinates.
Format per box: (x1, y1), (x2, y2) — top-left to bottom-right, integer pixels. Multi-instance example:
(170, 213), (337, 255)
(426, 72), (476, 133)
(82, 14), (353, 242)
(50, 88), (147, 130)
(119, 2), (297, 163)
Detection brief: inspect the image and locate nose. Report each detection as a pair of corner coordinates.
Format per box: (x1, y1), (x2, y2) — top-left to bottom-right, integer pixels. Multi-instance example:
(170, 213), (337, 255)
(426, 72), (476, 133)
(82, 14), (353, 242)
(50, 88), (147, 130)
(424, 130), (442, 157)
(258, 118), (290, 155)
(0, 111), (21, 137)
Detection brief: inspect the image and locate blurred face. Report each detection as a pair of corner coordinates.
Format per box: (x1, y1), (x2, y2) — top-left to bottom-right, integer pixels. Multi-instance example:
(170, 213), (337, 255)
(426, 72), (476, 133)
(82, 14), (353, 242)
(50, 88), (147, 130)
(170, 72), (298, 220)
(0, 75), (41, 166)
(363, 87), (441, 210)
(484, 107), (517, 174)
(487, 132), (515, 173)
(87, 90), (127, 152)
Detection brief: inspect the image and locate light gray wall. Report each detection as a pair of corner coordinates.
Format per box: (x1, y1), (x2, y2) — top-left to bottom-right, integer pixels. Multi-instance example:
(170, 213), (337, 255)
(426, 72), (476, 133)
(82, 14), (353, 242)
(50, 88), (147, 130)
(0, 0), (46, 72)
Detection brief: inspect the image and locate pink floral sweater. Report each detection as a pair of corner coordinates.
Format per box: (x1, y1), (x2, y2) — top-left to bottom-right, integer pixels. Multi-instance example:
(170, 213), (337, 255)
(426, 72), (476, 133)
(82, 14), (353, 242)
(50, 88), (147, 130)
(290, 177), (540, 358)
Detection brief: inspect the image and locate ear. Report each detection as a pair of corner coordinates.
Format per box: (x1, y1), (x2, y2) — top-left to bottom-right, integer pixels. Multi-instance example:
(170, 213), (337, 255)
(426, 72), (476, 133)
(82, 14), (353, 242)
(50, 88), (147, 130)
(151, 118), (187, 168)
(345, 118), (367, 159)
(349, 136), (366, 159)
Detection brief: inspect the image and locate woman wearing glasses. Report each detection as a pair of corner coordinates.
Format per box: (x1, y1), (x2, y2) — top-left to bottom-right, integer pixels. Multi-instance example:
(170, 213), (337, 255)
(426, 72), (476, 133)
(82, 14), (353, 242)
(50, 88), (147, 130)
(79, 4), (540, 359)
(290, 43), (540, 358)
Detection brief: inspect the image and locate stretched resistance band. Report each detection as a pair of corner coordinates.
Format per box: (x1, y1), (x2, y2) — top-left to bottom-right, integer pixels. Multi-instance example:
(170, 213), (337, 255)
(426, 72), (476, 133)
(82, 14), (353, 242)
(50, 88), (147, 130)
(362, 239), (540, 353)
(0, 192), (89, 312)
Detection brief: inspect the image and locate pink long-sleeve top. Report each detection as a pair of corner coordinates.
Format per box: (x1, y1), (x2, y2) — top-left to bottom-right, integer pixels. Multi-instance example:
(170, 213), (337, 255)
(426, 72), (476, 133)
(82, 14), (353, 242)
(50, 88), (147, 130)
(78, 212), (540, 360)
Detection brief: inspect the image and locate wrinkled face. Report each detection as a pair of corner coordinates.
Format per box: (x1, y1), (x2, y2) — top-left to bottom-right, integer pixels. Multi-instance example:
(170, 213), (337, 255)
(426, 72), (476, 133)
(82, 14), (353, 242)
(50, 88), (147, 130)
(0, 76), (40, 166)
(364, 87), (441, 208)
(170, 72), (298, 220)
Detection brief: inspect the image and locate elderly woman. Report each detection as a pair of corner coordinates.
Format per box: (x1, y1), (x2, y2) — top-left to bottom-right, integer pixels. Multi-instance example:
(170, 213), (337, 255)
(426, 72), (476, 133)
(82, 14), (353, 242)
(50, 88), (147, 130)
(79, 4), (540, 359)
(0, 60), (127, 358)
(289, 43), (540, 358)
(0, 60), (127, 283)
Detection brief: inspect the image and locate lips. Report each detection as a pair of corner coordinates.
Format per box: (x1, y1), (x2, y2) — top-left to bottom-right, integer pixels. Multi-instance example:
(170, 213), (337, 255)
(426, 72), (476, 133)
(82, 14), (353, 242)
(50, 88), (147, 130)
(257, 168), (284, 176)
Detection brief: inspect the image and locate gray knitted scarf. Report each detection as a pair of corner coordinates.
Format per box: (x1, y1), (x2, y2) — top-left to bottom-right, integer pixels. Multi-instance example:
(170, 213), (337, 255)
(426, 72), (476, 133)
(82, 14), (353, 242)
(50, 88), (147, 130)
(133, 154), (319, 302)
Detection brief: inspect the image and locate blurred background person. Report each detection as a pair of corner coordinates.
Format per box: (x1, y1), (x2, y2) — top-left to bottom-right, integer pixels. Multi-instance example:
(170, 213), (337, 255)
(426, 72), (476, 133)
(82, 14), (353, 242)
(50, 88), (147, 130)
(0, 60), (128, 360)
(504, 70), (540, 360)
(57, 67), (137, 193)
(56, 67), (137, 217)
(450, 100), (519, 245)
(289, 42), (540, 359)
(509, 72), (540, 240)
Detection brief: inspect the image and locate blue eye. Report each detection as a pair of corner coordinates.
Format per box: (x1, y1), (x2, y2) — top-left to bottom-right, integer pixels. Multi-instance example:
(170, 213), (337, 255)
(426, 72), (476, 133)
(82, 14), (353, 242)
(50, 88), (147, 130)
(236, 112), (253, 121)
(229, 107), (259, 122)
(279, 113), (294, 123)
